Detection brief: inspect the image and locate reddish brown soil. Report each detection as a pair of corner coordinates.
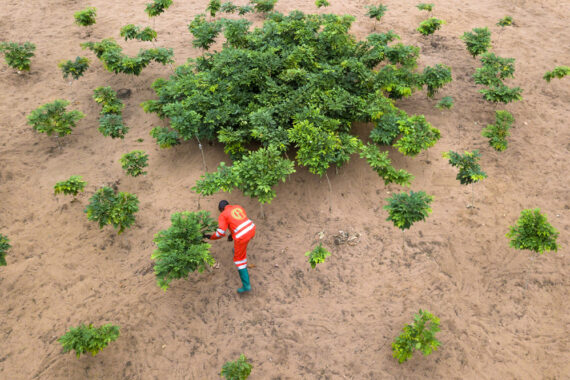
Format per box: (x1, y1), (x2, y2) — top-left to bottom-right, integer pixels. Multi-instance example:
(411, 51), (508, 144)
(1, 0), (568, 379)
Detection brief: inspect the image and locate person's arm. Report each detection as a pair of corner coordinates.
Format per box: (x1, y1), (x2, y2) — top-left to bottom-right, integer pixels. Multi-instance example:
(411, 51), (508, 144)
(210, 213), (228, 240)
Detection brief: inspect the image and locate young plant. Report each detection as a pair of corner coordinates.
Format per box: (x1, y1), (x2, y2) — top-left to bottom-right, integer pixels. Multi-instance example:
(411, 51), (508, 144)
(394, 115), (441, 157)
(480, 84), (522, 104)
(74, 7), (97, 27)
(206, 0), (221, 17)
(54, 176), (87, 197)
(392, 309), (440, 363)
(221, 354), (253, 380)
(0, 41), (36, 72)
(473, 53), (516, 86)
(384, 191), (433, 250)
(120, 25), (157, 42)
(435, 96), (453, 109)
(93, 86), (123, 114)
(150, 126), (180, 148)
(250, 0), (278, 13)
(481, 110), (514, 151)
(0, 234), (10, 266)
(305, 244), (331, 269)
(59, 57), (89, 81)
(422, 64), (452, 97)
(365, 4), (388, 30)
(443, 150), (487, 206)
(98, 113), (129, 139)
(85, 187), (139, 234)
(220, 2), (238, 13)
(237, 5), (254, 15)
(497, 16), (513, 27)
(417, 18), (445, 36)
(120, 151), (149, 177)
(145, 0), (173, 17)
(461, 27), (491, 58)
(416, 3), (434, 12)
(151, 211), (217, 290)
(188, 14), (223, 50)
(59, 324), (120, 358)
(27, 100), (85, 138)
(506, 209), (559, 254)
(543, 66), (570, 82)
(315, 0), (330, 7)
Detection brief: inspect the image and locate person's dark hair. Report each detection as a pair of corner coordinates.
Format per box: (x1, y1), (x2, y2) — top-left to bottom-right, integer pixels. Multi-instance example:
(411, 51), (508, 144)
(218, 200), (229, 212)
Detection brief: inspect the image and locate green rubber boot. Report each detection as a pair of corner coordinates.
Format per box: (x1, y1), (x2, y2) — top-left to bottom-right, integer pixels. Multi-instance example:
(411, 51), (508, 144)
(237, 268), (251, 293)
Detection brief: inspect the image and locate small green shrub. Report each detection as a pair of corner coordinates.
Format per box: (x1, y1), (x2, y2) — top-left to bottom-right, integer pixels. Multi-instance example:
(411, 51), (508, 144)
(443, 150), (486, 185)
(417, 18), (444, 36)
(0, 41), (36, 71)
(366, 4), (388, 21)
(305, 244), (331, 269)
(188, 14), (223, 50)
(221, 354), (253, 380)
(416, 3), (434, 12)
(359, 143), (413, 186)
(54, 176), (87, 197)
(220, 2), (238, 13)
(394, 115), (441, 157)
(392, 310), (440, 363)
(85, 187), (139, 234)
(543, 66), (570, 82)
(384, 191), (433, 231)
(59, 324), (120, 358)
(98, 113), (129, 139)
(120, 151), (149, 177)
(315, 0), (330, 7)
(506, 209), (559, 254)
(482, 110), (514, 151)
(152, 211), (217, 290)
(145, 0), (173, 17)
(0, 234), (10, 266)
(120, 25), (157, 42)
(150, 127), (180, 148)
(250, 0), (278, 13)
(237, 5), (254, 15)
(422, 64), (452, 97)
(93, 86), (123, 115)
(480, 84), (522, 104)
(435, 96), (453, 109)
(74, 7), (97, 27)
(206, 0), (222, 17)
(497, 16), (513, 27)
(461, 27), (491, 58)
(27, 100), (85, 137)
(473, 53), (516, 86)
(59, 57), (89, 80)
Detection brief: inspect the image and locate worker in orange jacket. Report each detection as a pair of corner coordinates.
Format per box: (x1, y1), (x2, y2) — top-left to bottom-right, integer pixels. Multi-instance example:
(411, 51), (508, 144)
(204, 200), (256, 293)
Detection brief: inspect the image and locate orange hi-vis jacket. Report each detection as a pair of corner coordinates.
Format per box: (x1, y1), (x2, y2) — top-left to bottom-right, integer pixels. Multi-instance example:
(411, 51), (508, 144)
(210, 205), (256, 269)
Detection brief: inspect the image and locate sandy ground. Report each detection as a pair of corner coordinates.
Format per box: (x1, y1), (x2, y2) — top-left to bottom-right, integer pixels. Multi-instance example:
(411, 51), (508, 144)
(1, 0), (569, 379)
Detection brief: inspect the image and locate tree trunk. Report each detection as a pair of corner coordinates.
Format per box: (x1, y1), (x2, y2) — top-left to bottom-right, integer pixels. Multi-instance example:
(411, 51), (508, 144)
(325, 173), (332, 213)
(196, 136), (207, 172)
(260, 203), (265, 220)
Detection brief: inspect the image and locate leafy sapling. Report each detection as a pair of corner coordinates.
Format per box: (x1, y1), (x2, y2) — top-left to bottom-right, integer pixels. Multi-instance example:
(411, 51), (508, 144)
(506, 209), (559, 254)
(85, 187), (139, 234)
(543, 66), (570, 82)
(497, 16), (513, 27)
(305, 244), (331, 269)
(481, 110), (514, 151)
(442, 150), (487, 207)
(120, 25), (157, 42)
(461, 27), (491, 58)
(315, 0), (330, 7)
(436, 96), (453, 109)
(394, 115), (441, 157)
(221, 354), (253, 380)
(145, 0), (173, 17)
(59, 57), (89, 81)
(188, 14), (223, 50)
(220, 2), (238, 13)
(422, 64), (452, 97)
(74, 7), (97, 27)
(206, 0), (221, 17)
(120, 151), (149, 177)
(359, 143), (413, 186)
(151, 211), (217, 290)
(54, 176), (87, 198)
(98, 113), (129, 139)
(150, 127), (180, 148)
(416, 3), (434, 12)
(93, 86), (123, 115)
(0, 234), (10, 266)
(250, 0), (278, 13)
(0, 42), (36, 72)
(384, 191), (433, 250)
(366, 4), (388, 30)
(480, 84), (522, 104)
(237, 5), (254, 15)
(417, 18), (445, 36)
(392, 309), (440, 363)
(27, 100), (85, 139)
(59, 324), (120, 358)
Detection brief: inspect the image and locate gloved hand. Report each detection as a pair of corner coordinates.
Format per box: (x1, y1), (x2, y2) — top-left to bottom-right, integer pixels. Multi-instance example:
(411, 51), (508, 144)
(227, 234), (233, 242)
(203, 234), (211, 239)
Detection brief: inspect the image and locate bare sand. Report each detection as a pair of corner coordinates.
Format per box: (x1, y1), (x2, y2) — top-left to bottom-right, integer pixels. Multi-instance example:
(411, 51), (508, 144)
(0, 0), (568, 379)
